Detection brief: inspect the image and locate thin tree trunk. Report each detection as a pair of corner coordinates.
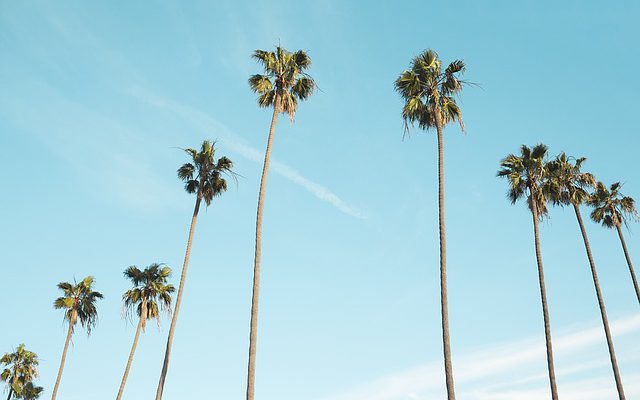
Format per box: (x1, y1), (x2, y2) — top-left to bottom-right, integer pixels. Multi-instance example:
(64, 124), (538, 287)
(530, 198), (559, 400)
(51, 313), (76, 400)
(574, 204), (625, 399)
(116, 301), (147, 400)
(246, 96), (280, 400)
(434, 112), (455, 400)
(615, 224), (640, 304)
(155, 195), (202, 400)
(7, 387), (13, 400)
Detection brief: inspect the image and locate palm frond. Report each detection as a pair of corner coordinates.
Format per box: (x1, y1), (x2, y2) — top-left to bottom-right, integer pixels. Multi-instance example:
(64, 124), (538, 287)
(292, 50), (312, 69)
(291, 77), (315, 100)
(248, 74), (273, 94)
(252, 50), (277, 72)
(257, 91), (276, 108)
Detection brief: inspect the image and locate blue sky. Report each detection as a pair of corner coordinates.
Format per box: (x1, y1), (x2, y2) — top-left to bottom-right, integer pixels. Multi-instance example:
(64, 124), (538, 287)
(1, 1), (639, 399)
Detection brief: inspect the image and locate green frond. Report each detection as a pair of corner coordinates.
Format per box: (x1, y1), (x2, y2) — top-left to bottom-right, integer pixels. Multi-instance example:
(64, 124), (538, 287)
(123, 266), (144, 286)
(56, 282), (74, 295)
(414, 49), (439, 73)
(177, 163), (195, 181)
(291, 77), (315, 100)
(445, 60), (466, 75)
(531, 144), (549, 160)
(248, 74), (273, 94)
(401, 96), (424, 123)
(292, 50), (312, 69)
(394, 70), (422, 99)
(53, 297), (73, 310)
(252, 50), (277, 72)
(215, 156), (233, 172)
(257, 91), (276, 108)
(184, 179), (199, 194)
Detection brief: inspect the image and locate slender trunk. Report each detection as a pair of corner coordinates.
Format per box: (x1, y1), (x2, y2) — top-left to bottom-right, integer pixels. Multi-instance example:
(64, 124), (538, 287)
(7, 387), (13, 400)
(246, 96), (281, 400)
(434, 111), (455, 400)
(530, 198), (559, 400)
(615, 224), (640, 304)
(155, 195), (202, 400)
(51, 312), (76, 400)
(574, 204), (625, 399)
(116, 301), (147, 400)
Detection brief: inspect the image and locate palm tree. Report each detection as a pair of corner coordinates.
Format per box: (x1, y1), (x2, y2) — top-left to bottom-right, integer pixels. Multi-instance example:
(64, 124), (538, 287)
(547, 153), (626, 399)
(246, 45), (315, 400)
(394, 49), (466, 400)
(117, 264), (175, 400)
(1, 345), (39, 400)
(51, 276), (103, 400)
(497, 144), (559, 400)
(588, 181), (640, 304)
(155, 140), (234, 400)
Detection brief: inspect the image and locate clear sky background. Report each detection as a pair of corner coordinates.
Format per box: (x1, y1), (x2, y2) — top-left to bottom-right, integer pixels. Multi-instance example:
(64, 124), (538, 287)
(1, 1), (639, 399)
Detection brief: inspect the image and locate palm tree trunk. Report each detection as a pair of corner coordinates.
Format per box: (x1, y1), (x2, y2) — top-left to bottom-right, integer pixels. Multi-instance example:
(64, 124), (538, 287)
(615, 224), (640, 304)
(155, 195), (202, 400)
(530, 198), (559, 400)
(246, 96), (281, 400)
(434, 113), (455, 400)
(51, 313), (75, 400)
(116, 301), (147, 400)
(573, 204), (625, 399)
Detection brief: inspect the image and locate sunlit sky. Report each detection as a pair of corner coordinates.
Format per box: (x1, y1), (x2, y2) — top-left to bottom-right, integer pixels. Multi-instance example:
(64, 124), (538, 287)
(1, 1), (639, 399)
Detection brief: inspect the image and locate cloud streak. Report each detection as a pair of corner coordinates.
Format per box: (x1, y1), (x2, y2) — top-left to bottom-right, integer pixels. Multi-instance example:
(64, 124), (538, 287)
(130, 87), (367, 219)
(319, 314), (640, 400)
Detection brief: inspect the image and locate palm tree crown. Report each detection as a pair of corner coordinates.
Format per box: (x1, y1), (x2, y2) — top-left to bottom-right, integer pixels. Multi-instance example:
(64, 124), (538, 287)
(1, 344), (39, 398)
(497, 144), (550, 216)
(546, 152), (596, 207)
(588, 182), (638, 228)
(123, 264), (175, 330)
(248, 46), (316, 120)
(394, 49), (465, 134)
(53, 276), (103, 335)
(177, 140), (234, 206)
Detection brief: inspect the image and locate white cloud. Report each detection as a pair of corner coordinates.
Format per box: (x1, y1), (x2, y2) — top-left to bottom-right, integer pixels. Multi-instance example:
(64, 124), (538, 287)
(130, 87), (367, 219)
(319, 314), (640, 400)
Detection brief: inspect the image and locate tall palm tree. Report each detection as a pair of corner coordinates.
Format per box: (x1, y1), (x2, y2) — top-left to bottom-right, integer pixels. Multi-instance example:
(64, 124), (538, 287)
(246, 45), (315, 400)
(588, 181), (640, 304)
(394, 49), (466, 400)
(117, 264), (174, 400)
(51, 276), (103, 400)
(547, 153), (626, 399)
(1, 345), (39, 400)
(155, 140), (233, 400)
(497, 144), (559, 400)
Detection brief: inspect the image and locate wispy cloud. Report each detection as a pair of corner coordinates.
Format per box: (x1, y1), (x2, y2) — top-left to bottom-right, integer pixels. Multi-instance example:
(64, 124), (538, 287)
(319, 314), (640, 400)
(130, 87), (367, 219)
